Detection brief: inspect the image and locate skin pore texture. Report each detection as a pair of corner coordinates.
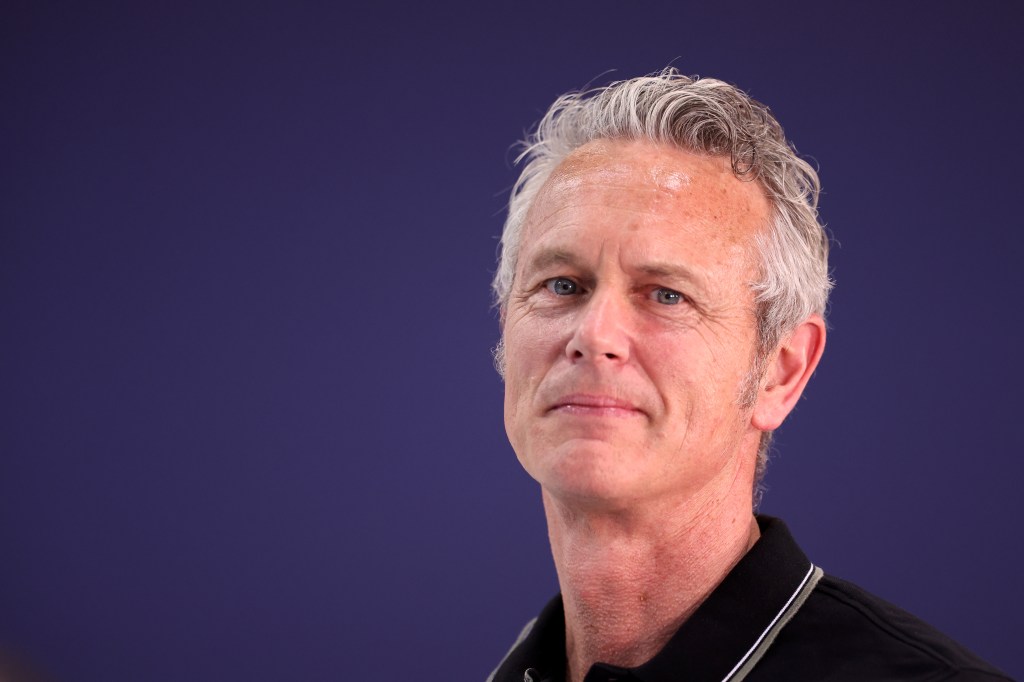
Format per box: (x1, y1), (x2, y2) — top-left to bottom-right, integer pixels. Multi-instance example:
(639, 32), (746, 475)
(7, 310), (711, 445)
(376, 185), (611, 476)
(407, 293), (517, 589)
(501, 140), (825, 682)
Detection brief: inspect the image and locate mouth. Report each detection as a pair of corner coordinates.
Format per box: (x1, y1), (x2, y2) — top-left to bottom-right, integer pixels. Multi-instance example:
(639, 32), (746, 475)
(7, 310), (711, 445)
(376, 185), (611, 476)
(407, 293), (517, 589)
(548, 393), (646, 418)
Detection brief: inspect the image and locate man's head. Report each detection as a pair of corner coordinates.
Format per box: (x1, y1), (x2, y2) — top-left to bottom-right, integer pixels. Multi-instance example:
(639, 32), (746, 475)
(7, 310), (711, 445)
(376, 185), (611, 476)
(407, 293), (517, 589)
(494, 70), (831, 505)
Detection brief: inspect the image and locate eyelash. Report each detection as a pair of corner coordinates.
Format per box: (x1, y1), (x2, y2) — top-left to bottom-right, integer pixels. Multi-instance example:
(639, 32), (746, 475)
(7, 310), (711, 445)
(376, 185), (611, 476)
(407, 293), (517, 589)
(542, 277), (686, 306)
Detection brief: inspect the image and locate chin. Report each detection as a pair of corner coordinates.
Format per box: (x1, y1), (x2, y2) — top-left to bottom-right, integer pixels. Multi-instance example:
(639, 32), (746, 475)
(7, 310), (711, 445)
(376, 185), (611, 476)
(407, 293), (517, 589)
(528, 439), (651, 509)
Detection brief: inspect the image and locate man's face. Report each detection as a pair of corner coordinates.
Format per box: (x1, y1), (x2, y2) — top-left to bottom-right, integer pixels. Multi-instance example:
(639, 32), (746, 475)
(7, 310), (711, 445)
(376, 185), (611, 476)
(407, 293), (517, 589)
(502, 139), (771, 510)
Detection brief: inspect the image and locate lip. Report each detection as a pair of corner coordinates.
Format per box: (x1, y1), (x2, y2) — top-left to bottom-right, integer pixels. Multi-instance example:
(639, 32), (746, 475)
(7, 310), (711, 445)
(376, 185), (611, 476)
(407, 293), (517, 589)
(548, 393), (646, 417)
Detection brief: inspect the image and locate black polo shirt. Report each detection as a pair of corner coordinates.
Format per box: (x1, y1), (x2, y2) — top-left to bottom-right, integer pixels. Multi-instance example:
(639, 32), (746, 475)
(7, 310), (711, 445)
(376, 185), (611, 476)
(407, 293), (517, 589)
(489, 517), (1011, 682)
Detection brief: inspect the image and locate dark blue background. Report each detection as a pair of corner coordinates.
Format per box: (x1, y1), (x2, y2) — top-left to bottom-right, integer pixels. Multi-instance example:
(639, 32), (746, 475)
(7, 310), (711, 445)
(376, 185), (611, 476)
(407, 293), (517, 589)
(3, 2), (1021, 679)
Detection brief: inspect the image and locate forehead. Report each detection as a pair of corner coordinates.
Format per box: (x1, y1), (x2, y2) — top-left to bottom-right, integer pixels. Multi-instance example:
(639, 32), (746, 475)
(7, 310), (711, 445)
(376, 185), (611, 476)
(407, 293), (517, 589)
(522, 139), (771, 256)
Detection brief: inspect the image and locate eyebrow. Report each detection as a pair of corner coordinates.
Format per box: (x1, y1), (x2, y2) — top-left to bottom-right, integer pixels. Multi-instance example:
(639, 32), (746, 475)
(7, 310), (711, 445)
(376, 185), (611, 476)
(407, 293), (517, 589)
(522, 248), (580, 276)
(634, 262), (703, 283)
(635, 262), (709, 298)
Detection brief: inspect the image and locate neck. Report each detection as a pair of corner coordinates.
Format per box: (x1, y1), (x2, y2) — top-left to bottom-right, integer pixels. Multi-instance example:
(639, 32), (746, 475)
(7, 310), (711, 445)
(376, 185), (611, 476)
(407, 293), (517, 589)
(544, 480), (759, 682)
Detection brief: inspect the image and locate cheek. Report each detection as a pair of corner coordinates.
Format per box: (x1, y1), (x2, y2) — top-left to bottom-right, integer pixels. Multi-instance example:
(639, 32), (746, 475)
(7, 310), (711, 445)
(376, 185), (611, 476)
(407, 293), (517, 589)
(501, 327), (541, 430)
(502, 318), (569, 436)
(636, 329), (698, 387)
(505, 315), (568, 378)
(638, 333), (738, 421)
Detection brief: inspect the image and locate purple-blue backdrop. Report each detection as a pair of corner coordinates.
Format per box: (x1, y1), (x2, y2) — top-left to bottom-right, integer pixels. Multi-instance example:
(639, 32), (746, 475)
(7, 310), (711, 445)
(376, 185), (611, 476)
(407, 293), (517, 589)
(3, 2), (1022, 680)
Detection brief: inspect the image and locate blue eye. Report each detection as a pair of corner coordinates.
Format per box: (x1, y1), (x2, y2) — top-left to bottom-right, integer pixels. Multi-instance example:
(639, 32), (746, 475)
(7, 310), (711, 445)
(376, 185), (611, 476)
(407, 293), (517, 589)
(653, 288), (684, 305)
(546, 278), (578, 296)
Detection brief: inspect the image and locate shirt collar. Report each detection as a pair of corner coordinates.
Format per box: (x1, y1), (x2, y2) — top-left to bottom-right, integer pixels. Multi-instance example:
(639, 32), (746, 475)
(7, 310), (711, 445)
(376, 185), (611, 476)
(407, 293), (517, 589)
(496, 516), (813, 682)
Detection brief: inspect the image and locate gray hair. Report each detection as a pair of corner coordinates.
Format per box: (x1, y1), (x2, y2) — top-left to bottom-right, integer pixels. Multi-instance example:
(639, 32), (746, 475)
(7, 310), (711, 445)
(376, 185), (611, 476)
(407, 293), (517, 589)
(493, 68), (832, 504)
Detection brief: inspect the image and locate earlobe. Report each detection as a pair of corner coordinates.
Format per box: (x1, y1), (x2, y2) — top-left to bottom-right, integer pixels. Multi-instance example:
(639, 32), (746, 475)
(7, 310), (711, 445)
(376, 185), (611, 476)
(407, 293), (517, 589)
(751, 316), (826, 431)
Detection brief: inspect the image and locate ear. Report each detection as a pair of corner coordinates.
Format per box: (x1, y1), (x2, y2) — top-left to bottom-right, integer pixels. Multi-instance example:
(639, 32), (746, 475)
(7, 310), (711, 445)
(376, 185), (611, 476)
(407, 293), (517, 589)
(751, 315), (826, 431)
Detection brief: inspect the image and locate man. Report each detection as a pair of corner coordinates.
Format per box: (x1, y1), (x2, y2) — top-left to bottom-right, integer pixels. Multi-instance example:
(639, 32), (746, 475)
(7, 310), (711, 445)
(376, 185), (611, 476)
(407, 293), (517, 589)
(488, 70), (1010, 682)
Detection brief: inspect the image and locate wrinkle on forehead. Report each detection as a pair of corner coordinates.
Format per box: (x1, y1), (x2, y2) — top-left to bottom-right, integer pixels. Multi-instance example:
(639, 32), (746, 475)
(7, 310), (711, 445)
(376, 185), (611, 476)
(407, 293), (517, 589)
(546, 140), (694, 197)
(525, 139), (769, 252)
(550, 161), (692, 196)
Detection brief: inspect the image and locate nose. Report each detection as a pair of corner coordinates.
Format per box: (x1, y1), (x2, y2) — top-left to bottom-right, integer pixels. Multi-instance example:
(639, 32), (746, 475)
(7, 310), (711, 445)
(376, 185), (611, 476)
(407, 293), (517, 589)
(565, 288), (632, 364)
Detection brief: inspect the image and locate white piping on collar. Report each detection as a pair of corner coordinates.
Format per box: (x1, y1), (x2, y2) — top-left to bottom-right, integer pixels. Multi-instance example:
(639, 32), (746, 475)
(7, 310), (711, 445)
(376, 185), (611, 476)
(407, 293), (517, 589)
(721, 563), (823, 682)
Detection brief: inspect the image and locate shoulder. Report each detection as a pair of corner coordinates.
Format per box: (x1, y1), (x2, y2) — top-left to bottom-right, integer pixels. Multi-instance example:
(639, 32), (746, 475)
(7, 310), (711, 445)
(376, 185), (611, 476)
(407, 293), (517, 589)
(750, 573), (1013, 681)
